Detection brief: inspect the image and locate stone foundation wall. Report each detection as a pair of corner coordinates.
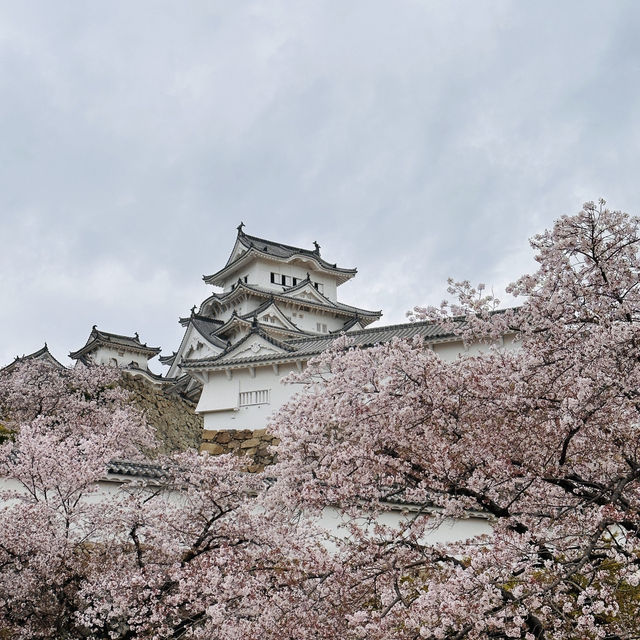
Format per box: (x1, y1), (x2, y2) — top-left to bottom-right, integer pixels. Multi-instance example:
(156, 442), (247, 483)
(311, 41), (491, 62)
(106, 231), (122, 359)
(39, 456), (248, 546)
(120, 374), (279, 471)
(120, 374), (204, 454)
(200, 428), (279, 472)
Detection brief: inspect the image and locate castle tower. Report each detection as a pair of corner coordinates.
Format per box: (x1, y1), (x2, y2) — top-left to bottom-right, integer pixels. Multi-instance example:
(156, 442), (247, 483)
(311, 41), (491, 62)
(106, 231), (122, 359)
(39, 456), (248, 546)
(164, 225), (382, 429)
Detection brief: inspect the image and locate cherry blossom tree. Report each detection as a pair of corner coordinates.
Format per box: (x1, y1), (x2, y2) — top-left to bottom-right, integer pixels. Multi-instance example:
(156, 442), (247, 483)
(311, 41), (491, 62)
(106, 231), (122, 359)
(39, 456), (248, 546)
(4, 200), (640, 639)
(0, 362), (154, 638)
(270, 201), (640, 639)
(0, 362), (334, 640)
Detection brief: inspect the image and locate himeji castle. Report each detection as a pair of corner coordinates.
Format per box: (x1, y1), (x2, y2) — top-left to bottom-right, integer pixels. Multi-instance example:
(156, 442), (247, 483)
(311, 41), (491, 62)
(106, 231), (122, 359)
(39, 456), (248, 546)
(4, 224), (491, 433)
(160, 224), (481, 431)
(163, 223), (382, 430)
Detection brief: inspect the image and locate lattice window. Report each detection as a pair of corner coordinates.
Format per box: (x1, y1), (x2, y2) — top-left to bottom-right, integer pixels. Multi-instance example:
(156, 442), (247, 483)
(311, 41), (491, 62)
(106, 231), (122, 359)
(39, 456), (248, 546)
(238, 389), (270, 406)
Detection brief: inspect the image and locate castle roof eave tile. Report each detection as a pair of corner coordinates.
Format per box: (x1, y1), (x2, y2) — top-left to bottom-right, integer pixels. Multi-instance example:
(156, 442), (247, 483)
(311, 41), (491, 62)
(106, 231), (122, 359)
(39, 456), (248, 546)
(203, 230), (357, 285)
(69, 327), (161, 360)
(181, 319), (468, 370)
(202, 282), (382, 321)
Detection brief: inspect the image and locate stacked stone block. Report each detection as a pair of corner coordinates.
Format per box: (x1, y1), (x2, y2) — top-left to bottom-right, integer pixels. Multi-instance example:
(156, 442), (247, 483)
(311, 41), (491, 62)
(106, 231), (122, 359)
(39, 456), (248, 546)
(200, 428), (279, 472)
(120, 374), (204, 454)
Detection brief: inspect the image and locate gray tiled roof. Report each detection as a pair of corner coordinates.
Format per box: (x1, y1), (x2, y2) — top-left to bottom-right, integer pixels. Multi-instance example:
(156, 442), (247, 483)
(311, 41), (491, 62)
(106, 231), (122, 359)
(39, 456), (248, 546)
(238, 231), (356, 273)
(214, 312), (306, 341)
(1, 344), (66, 373)
(191, 318), (229, 349)
(285, 320), (464, 356)
(69, 327), (161, 360)
(182, 319), (464, 370)
(159, 351), (177, 365)
(200, 282), (382, 322)
(106, 459), (174, 480)
(203, 228), (358, 285)
(179, 314), (224, 328)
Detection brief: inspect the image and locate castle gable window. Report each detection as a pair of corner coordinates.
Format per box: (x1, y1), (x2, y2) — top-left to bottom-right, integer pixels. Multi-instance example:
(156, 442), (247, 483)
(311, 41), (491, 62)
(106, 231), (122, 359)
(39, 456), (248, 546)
(270, 272), (298, 287)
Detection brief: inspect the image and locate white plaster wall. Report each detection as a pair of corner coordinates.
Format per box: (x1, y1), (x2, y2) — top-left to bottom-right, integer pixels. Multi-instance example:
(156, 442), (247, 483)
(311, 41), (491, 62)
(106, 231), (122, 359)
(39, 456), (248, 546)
(182, 326), (222, 361)
(92, 346), (149, 369)
(198, 335), (519, 431)
(0, 475), (492, 552)
(432, 334), (517, 362)
(317, 506), (492, 547)
(222, 258), (339, 302)
(198, 363), (301, 430)
(169, 324), (224, 378)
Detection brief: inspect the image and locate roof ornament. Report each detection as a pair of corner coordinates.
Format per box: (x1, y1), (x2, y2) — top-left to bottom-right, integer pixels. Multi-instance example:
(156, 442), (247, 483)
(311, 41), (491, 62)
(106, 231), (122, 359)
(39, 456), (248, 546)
(252, 315), (259, 328)
(306, 272), (310, 280)
(92, 324), (97, 331)
(313, 241), (320, 255)
(191, 305), (197, 316)
(134, 332), (139, 340)
(237, 221), (245, 234)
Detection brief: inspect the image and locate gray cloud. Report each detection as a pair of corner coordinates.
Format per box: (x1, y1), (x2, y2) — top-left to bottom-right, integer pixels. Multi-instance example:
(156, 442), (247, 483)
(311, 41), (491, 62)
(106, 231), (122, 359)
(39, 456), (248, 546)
(1, 0), (640, 366)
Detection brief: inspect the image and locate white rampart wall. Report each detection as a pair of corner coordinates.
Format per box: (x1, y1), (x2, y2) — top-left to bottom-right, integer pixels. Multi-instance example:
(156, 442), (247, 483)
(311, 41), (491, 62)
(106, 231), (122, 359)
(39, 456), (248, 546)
(0, 475), (492, 547)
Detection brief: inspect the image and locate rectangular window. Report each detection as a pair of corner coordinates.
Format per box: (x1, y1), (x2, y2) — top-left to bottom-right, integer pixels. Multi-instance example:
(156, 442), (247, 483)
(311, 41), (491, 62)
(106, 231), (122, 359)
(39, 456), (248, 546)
(314, 282), (324, 293)
(238, 389), (270, 406)
(282, 275), (292, 286)
(292, 277), (298, 286)
(270, 272), (278, 284)
(316, 322), (327, 333)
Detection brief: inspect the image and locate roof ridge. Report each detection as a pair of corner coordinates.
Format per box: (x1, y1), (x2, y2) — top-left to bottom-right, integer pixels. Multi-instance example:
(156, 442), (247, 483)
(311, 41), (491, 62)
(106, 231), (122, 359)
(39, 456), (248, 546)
(70, 327), (161, 359)
(92, 326), (142, 343)
(284, 319), (446, 344)
(203, 229), (357, 285)
(241, 231), (315, 256)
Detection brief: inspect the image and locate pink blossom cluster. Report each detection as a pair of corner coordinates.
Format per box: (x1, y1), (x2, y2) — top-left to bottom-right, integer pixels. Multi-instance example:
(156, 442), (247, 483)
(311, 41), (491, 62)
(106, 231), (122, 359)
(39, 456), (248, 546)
(1, 200), (640, 638)
(270, 201), (640, 638)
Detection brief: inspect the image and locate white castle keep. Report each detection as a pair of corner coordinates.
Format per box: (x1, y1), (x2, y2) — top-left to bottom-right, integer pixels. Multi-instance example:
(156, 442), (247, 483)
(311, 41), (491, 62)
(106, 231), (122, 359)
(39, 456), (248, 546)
(6, 225), (485, 432)
(161, 224), (483, 431)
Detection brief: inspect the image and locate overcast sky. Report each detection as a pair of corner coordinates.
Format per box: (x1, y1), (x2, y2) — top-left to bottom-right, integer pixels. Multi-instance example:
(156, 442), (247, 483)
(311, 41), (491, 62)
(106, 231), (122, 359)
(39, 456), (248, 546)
(1, 1), (640, 369)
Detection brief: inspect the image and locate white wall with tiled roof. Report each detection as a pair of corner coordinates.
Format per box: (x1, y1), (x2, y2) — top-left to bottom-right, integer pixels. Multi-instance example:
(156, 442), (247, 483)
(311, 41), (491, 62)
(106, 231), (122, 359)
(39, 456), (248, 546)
(89, 344), (151, 369)
(196, 361), (301, 431)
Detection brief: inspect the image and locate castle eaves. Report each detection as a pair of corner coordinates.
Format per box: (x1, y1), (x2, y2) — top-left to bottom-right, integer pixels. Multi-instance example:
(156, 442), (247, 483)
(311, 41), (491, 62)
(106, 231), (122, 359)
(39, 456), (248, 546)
(181, 320), (464, 371)
(203, 228), (357, 286)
